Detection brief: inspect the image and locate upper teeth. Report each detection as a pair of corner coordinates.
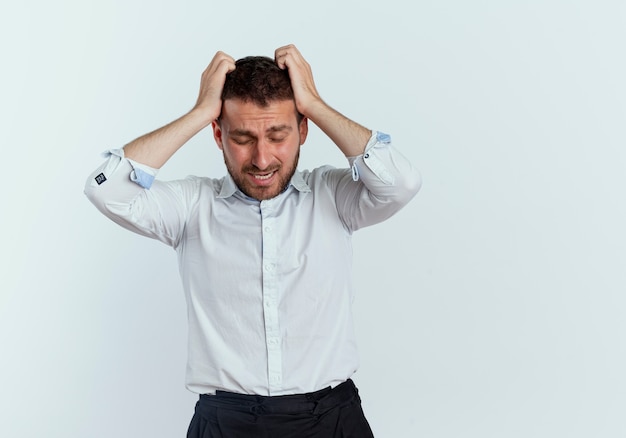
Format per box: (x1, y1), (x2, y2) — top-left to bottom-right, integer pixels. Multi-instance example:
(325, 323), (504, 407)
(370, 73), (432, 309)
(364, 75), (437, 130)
(255, 172), (273, 180)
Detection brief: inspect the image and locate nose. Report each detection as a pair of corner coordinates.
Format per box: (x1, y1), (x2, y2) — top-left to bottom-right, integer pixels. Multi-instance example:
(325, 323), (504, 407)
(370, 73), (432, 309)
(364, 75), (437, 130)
(251, 141), (273, 170)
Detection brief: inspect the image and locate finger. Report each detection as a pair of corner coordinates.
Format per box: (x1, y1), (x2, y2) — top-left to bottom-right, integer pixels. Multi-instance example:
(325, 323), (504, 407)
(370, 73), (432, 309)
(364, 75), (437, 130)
(276, 52), (301, 71)
(274, 43), (297, 57)
(213, 50), (235, 62)
(218, 57), (236, 74)
(274, 44), (302, 68)
(274, 52), (288, 69)
(207, 52), (235, 71)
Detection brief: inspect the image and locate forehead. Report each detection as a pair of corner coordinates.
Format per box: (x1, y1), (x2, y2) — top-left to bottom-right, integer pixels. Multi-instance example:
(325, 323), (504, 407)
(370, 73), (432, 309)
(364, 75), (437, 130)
(221, 99), (299, 131)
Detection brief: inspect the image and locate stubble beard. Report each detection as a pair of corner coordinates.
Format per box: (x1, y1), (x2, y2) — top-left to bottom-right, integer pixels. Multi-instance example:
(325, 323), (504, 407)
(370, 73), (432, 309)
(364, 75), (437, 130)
(224, 150), (300, 201)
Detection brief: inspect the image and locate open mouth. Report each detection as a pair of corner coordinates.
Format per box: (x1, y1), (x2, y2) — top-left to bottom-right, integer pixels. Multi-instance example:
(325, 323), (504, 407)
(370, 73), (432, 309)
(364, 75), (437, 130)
(252, 171), (275, 180)
(248, 169), (278, 186)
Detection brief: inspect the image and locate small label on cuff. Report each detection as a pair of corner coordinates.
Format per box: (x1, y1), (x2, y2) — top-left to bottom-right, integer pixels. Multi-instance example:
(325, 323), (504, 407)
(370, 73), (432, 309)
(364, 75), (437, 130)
(95, 173), (107, 185)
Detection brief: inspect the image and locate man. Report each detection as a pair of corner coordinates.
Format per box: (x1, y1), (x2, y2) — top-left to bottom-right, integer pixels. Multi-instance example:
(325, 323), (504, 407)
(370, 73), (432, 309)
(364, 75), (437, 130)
(85, 44), (421, 437)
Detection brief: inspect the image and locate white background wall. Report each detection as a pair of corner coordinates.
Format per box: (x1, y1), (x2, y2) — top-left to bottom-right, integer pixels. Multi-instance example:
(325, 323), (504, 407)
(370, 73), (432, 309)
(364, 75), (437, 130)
(1, 1), (625, 437)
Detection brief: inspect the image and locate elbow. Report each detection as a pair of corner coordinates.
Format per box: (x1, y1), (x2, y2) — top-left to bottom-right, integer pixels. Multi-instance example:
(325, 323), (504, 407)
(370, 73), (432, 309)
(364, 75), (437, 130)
(406, 167), (422, 197)
(84, 182), (112, 218)
(83, 171), (133, 220)
(394, 165), (422, 206)
(84, 173), (102, 209)
(84, 170), (114, 215)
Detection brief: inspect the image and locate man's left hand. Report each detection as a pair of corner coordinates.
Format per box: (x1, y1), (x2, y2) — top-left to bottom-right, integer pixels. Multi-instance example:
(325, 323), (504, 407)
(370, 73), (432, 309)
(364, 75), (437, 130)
(274, 44), (324, 118)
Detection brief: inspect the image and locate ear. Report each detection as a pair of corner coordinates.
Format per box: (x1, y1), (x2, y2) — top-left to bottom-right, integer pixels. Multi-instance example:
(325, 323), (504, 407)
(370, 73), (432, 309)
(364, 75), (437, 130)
(212, 120), (224, 150)
(298, 117), (309, 145)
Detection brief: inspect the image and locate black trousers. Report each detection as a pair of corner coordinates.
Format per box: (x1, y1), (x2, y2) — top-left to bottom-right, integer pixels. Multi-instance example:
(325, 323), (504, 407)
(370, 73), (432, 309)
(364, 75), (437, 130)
(186, 379), (375, 438)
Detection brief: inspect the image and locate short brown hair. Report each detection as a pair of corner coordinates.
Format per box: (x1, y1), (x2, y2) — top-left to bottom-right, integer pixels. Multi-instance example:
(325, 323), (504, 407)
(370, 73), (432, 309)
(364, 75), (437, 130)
(221, 56), (295, 106)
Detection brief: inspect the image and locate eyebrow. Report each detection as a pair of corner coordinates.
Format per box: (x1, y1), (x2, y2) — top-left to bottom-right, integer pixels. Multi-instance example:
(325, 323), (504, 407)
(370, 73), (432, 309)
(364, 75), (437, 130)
(267, 124), (293, 134)
(230, 125), (293, 137)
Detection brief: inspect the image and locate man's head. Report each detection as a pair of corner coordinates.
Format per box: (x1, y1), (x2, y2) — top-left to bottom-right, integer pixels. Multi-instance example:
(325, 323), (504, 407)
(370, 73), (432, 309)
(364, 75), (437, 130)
(212, 56), (308, 201)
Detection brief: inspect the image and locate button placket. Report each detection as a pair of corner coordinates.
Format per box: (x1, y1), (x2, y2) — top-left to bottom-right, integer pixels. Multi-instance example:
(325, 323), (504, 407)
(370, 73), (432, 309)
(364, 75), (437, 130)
(260, 201), (282, 393)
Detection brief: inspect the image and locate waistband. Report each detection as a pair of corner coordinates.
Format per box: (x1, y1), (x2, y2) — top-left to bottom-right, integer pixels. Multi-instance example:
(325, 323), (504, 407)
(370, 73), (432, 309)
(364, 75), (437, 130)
(197, 379), (359, 416)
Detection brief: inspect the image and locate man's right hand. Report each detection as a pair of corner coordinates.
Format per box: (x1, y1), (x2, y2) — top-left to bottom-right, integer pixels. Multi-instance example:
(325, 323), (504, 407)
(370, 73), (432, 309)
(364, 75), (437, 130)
(193, 51), (237, 122)
(123, 51), (235, 169)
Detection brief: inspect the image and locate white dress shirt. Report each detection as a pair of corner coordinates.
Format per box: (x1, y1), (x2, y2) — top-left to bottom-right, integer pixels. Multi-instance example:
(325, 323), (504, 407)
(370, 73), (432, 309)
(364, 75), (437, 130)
(85, 131), (421, 396)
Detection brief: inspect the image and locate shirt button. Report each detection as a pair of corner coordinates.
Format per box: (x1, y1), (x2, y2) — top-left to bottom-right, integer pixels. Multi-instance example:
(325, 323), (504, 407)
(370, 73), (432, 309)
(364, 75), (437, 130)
(264, 226), (272, 233)
(364, 153), (370, 159)
(265, 264), (274, 272)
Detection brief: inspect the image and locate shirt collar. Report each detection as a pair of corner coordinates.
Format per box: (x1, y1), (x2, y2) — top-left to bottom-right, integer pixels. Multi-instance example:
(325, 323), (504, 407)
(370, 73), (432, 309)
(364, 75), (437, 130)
(217, 170), (311, 199)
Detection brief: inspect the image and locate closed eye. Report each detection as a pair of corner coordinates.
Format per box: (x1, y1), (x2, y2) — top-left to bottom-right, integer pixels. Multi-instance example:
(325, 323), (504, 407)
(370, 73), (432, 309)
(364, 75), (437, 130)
(230, 136), (254, 145)
(268, 137), (287, 143)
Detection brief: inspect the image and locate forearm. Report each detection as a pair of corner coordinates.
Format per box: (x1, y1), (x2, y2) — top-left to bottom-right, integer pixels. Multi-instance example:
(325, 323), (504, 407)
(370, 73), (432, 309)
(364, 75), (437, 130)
(305, 100), (372, 157)
(123, 107), (213, 168)
(122, 51), (236, 168)
(273, 45), (371, 157)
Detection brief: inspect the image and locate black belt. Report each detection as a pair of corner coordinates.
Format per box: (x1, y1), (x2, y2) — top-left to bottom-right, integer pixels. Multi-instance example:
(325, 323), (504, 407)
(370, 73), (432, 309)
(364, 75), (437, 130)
(198, 379), (360, 416)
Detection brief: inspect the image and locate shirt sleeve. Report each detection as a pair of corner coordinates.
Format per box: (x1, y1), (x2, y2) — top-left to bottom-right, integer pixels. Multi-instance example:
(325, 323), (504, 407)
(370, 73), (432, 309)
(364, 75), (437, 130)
(84, 148), (192, 248)
(332, 131), (422, 232)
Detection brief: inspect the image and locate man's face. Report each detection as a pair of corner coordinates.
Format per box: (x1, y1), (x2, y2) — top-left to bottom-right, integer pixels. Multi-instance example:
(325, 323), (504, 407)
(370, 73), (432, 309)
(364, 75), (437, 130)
(212, 98), (308, 201)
